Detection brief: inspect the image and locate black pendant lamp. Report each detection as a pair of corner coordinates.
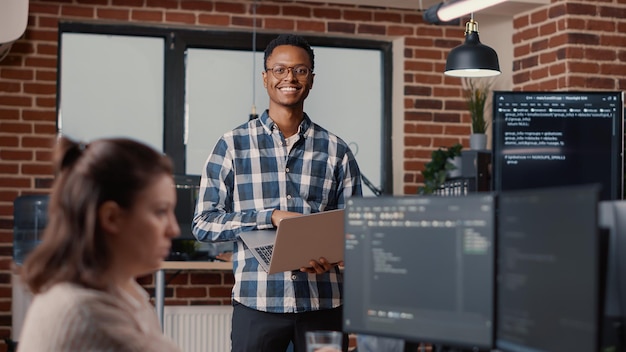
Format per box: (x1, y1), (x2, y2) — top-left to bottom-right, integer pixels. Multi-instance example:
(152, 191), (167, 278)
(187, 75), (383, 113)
(444, 16), (501, 78)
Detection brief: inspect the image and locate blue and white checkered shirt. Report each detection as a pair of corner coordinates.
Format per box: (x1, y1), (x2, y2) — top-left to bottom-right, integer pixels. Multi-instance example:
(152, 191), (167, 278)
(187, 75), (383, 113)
(192, 110), (362, 313)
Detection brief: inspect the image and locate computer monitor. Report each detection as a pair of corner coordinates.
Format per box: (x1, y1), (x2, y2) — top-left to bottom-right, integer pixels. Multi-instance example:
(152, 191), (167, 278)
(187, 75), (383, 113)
(492, 91), (623, 201)
(496, 184), (602, 352)
(173, 174), (201, 240)
(598, 200), (626, 350)
(343, 194), (496, 350)
(170, 174), (234, 261)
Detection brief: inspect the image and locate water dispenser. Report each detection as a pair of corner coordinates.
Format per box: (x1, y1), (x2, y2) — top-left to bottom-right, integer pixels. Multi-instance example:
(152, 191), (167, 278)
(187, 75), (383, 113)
(13, 195), (49, 265)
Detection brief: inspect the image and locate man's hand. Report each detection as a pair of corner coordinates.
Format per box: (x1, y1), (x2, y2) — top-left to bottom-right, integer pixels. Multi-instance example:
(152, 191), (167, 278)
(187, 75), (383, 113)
(271, 209), (301, 227)
(215, 251), (233, 262)
(300, 257), (343, 274)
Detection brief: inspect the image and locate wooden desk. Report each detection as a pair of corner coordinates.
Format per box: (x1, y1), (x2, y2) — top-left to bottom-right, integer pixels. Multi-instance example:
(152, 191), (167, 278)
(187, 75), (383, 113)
(155, 261), (233, 328)
(160, 261), (232, 271)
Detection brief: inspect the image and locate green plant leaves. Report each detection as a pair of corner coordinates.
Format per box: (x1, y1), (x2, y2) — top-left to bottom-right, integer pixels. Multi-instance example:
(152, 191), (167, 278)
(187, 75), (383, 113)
(418, 143), (463, 195)
(466, 79), (492, 134)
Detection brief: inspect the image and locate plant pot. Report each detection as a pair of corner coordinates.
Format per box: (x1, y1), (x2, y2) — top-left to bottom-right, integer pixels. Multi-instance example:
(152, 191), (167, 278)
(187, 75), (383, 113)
(470, 133), (487, 150)
(446, 156), (463, 179)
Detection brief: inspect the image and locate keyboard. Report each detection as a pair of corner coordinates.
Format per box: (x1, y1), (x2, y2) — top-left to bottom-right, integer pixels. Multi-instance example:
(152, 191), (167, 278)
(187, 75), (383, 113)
(255, 245), (274, 265)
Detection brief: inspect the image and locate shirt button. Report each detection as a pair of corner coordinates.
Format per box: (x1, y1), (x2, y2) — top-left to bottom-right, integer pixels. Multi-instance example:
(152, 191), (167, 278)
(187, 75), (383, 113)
(285, 167), (290, 172)
(287, 195), (292, 200)
(291, 275), (297, 280)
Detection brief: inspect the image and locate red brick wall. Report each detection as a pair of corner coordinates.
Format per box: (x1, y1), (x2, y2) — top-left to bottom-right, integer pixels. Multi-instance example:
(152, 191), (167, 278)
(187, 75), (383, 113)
(0, 0), (625, 348)
(137, 269), (234, 306)
(513, 0), (626, 90)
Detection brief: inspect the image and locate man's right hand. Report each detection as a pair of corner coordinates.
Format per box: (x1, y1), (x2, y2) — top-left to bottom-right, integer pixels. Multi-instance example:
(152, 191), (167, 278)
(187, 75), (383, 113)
(271, 209), (301, 227)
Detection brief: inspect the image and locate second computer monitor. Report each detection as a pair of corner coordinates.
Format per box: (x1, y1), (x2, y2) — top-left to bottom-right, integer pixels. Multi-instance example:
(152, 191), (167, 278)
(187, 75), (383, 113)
(496, 184), (602, 352)
(343, 194), (496, 350)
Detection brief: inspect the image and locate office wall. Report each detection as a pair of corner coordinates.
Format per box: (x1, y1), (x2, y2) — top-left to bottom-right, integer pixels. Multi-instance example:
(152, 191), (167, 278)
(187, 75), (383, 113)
(0, 0), (625, 348)
(512, 1), (626, 91)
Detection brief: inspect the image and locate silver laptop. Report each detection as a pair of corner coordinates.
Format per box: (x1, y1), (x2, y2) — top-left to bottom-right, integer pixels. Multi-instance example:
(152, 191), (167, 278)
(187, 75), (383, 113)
(239, 209), (345, 274)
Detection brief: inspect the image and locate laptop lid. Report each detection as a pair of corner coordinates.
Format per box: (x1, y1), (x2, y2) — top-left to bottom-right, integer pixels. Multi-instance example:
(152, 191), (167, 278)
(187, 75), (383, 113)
(240, 209), (345, 274)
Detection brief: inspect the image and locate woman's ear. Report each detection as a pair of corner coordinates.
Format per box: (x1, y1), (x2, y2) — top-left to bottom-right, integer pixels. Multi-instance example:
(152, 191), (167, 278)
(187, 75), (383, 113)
(98, 200), (122, 235)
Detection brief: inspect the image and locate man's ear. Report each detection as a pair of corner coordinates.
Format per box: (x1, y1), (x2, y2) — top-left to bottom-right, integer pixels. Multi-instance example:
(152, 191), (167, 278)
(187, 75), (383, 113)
(99, 200), (122, 235)
(262, 71), (268, 88)
(308, 73), (315, 89)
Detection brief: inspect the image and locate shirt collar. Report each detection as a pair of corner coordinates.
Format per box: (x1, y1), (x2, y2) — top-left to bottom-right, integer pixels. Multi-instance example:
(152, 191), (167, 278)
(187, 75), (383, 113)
(260, 109), (312, 136)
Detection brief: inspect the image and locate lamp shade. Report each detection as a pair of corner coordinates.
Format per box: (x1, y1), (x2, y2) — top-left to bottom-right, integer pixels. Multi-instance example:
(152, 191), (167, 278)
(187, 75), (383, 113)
(444, 19), (501, 77)
(0, 0), (29, 43)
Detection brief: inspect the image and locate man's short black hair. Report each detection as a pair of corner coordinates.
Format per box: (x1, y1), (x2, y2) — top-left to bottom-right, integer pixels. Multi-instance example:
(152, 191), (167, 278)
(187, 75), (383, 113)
(264, 34), (315, 72)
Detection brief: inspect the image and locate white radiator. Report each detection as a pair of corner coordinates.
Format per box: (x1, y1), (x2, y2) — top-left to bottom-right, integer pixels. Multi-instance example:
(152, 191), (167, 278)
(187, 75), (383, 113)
(163, 305), (233, 352)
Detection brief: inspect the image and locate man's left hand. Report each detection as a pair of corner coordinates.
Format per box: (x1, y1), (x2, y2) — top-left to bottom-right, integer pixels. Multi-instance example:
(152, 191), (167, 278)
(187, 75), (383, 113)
(300, 257), (343, 274)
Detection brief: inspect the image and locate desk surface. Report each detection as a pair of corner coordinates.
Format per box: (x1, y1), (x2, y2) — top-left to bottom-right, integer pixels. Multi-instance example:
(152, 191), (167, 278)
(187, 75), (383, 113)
(160, 261), (232, 271)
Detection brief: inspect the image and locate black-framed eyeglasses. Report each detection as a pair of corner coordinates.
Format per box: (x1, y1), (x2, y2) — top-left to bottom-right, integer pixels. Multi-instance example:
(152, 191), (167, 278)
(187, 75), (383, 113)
(265, 65), (312, 80)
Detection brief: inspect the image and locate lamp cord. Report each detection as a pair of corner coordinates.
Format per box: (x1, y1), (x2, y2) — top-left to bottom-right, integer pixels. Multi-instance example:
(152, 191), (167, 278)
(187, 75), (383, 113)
(250, 0), (258, 120)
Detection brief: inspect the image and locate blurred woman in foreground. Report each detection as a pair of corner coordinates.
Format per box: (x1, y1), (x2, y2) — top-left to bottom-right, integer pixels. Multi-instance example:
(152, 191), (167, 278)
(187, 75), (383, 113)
(18, 136), (181, 351)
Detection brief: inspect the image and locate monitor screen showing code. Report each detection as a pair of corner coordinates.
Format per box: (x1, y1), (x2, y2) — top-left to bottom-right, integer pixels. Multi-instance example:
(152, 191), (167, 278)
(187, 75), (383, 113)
(343, 194), (495, 349)
(492, 91), (623, 201)
(496, 184), (601, 352)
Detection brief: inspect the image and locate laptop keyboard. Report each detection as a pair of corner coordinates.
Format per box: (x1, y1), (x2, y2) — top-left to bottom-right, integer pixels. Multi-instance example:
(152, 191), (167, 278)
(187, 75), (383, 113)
(255, 245), (274, 265)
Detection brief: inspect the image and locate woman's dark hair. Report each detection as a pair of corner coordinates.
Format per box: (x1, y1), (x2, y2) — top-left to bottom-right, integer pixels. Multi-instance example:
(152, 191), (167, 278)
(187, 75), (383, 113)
(264, 34), (315, 71)
(20, 136), (173, 293)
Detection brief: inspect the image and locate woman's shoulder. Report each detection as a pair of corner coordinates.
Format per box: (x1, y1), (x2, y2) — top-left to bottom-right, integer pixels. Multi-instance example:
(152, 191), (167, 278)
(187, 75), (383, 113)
(21, 283), (181, 352)
(39, 282), (106, 301)
(30, 283), (118, 317)
(19, 284), (118, 349)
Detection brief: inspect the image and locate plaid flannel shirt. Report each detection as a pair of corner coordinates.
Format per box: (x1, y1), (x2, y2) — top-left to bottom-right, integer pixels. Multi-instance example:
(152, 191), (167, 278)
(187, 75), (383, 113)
(193, 110), (362, 313)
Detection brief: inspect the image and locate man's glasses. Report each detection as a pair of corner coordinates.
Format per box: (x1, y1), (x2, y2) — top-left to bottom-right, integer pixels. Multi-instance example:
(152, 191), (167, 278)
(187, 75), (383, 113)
(266, 65), (312, 80)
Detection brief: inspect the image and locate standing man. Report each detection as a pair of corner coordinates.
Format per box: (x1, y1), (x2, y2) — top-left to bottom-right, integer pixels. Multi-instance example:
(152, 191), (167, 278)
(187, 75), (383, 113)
(192, 34), (362, 352)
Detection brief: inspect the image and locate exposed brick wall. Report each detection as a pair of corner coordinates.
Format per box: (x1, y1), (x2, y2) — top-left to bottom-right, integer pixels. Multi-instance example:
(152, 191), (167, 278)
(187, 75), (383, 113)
(0, 0), (624, 348)
(137, 270), (234, 306)
(513, 0), (626, 91)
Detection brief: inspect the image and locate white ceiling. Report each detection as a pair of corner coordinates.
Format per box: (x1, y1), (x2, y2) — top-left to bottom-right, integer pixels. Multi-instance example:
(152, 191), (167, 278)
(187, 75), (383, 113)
(302, 0), (550, 17)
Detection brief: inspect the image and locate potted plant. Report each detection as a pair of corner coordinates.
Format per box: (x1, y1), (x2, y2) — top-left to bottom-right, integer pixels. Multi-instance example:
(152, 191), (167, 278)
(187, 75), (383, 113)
(418, 143), (463, 195)
(465, 78), (492, 150)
